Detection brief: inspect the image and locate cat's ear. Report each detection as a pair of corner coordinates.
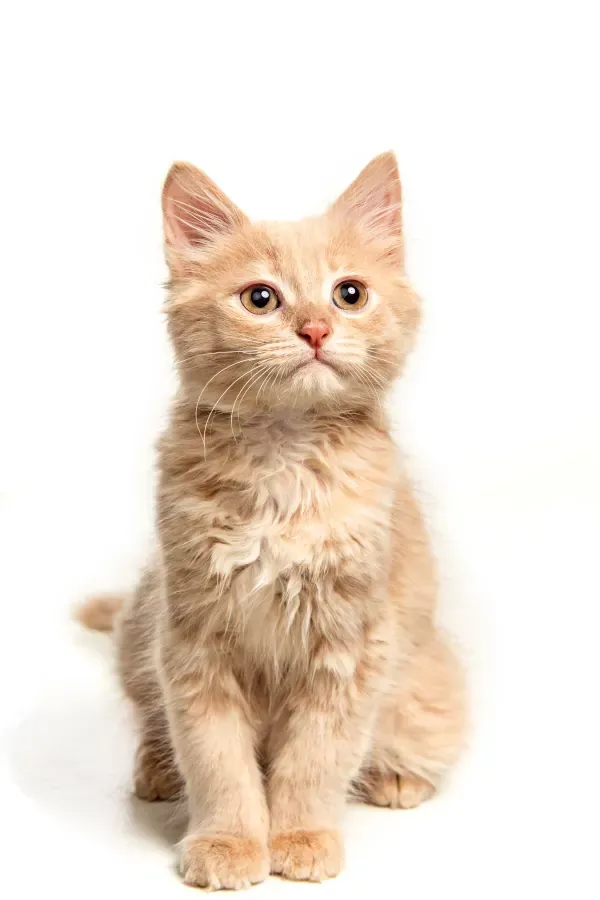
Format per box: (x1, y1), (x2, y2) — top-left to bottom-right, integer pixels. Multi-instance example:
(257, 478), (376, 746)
(162, 162), (247, 255)
(330, 152), (402, 247)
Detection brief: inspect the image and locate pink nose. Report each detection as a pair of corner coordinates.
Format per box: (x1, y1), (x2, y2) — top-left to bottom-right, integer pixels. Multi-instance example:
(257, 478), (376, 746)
(298, 321), (331, 350)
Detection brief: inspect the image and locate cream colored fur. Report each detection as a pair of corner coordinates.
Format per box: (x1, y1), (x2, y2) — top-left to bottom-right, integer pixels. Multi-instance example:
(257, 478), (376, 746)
(80, 153), (466, 889)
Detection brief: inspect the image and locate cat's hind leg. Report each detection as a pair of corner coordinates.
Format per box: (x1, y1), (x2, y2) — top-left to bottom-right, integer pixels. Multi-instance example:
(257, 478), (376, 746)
(358, 628), (466, 809)
(115, 569), (184, 801)
(132, 710), (184, 801)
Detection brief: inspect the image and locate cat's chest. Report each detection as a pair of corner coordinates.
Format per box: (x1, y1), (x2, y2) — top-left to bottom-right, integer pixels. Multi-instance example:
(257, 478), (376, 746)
(174, 418), (396, 585)
(168, 423), (396, 670)
(209, 455), (391, 671)
(209, 443), (394, 583)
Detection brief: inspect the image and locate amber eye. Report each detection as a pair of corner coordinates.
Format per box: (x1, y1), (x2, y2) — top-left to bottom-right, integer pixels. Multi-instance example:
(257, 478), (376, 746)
(332, 280), (368, 311)
(240, 284), (280, 315)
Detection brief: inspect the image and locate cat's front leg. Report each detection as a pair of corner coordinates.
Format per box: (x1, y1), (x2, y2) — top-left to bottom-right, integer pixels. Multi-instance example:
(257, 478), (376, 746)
(267, 623), (388, 882)
(159, 623), (270, 890)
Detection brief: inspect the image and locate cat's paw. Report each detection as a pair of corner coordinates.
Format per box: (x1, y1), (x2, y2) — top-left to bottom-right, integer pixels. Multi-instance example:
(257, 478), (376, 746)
(270, 829), (343, 881)
(364, 771), (434, 809)
(133, 741), (184, 801)
(179, 834), (269, 890)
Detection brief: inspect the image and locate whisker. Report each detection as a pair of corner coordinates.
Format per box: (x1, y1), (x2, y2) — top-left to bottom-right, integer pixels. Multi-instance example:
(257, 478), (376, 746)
(359, 361), (388, 390)
(238, 366), (277, 429)
(360, 371), (385, 426)
(347, 362), (385, 426)
(194, 358), (259, 443)
(178, 350), (259, 364)
(257, 364), (280, 406)
(202, 364), (264, 454)
(230, 363), (273, 440)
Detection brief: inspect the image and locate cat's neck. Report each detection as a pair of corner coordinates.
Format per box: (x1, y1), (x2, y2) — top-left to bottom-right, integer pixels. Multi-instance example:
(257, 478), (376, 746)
(170, 394), (389, 450)
(191, 400), (385, 433)
(161, 395), (394, 487)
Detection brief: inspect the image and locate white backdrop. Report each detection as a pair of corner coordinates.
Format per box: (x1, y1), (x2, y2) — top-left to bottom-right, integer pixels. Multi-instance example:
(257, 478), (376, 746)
(1, 2), (599, 898)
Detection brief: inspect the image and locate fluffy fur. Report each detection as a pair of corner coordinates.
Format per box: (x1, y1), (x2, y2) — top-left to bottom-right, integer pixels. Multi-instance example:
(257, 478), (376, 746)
(80, 152), (466, 889)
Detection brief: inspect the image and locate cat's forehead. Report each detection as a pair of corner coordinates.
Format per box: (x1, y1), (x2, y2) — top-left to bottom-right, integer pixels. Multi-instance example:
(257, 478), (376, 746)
(243, 216), (353, 298)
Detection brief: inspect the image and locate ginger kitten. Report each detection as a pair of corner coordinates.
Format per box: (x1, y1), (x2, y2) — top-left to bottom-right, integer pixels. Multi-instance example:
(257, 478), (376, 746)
(80, 153), (466, 889)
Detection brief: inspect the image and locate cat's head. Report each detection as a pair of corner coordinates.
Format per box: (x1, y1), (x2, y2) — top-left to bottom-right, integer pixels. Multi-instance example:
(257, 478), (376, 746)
(162, 153), (420, 415)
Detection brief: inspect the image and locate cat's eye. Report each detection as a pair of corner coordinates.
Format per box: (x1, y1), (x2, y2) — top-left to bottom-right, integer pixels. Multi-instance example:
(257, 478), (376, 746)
(332, 280), (368, 311)
(240, 284), (281, 315)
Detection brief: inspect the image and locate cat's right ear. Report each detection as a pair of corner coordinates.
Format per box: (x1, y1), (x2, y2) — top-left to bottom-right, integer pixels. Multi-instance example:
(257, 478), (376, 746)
(162, 163), (247, 267)
(329, 152), (403, 260)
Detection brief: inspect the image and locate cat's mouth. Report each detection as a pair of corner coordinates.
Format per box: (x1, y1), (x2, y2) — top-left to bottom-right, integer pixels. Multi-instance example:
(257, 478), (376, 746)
(295, 356), (337, 373)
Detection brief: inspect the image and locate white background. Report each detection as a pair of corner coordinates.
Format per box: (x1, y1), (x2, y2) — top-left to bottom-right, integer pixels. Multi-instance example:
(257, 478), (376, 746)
(1, 2), (599, 898)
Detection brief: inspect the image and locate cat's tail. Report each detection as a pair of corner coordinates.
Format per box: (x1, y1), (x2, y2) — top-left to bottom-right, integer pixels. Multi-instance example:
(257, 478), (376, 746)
(75, 594), (125, 633)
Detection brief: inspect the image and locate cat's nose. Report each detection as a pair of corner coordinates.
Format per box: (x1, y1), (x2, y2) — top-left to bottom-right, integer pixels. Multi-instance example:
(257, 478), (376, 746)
(298, 321), (331, 350)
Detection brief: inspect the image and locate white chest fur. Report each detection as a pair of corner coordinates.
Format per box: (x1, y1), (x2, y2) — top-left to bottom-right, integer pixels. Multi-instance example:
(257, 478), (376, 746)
(169, 415), (396, 664)
(197, 419), (394, 575)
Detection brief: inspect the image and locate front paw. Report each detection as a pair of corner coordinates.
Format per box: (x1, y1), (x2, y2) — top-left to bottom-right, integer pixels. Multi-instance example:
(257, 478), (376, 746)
(179, 833), (269, 890)
(270, 829), (343, 881)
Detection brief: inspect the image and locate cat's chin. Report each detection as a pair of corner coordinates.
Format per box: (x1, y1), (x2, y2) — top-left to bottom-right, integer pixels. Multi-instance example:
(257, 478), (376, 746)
(288, 358), (344, 399)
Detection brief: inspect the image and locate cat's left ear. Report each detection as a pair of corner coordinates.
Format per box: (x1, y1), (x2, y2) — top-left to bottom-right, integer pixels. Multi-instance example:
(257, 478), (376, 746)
(162, 162), (248, 272)
(330, 152), (402, 250)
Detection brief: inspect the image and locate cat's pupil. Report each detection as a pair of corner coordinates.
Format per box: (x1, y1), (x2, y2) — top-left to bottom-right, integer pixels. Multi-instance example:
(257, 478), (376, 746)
(340, 283), (358, 303)
(251, 287), (271, 308)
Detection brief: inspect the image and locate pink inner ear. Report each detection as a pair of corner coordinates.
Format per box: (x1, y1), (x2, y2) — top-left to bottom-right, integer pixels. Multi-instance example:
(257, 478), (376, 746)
(167, 185), (227, 248)
(331, 153), (402, 241)
(364, 185), (401, 236)
(164, 177), (197, 247)
(381, 190), (392, 221)
(163, 164), (246, 250)
(170, 195), (223, 247)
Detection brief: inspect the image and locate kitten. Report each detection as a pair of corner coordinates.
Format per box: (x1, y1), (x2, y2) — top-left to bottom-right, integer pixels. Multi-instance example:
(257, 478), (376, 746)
(79, 153), (466, 889)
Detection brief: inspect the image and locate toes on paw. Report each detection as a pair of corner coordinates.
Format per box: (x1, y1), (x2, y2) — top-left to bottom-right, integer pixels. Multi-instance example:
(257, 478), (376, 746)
(270, 829), (343, 881)
(180, 834), (269, 890)
(398, 774), (434, 809)
(364, 771), (435, 809)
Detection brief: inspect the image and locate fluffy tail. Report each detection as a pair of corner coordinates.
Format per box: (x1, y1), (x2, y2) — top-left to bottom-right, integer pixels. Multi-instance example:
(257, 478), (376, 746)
(75, 593), (125, 633)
